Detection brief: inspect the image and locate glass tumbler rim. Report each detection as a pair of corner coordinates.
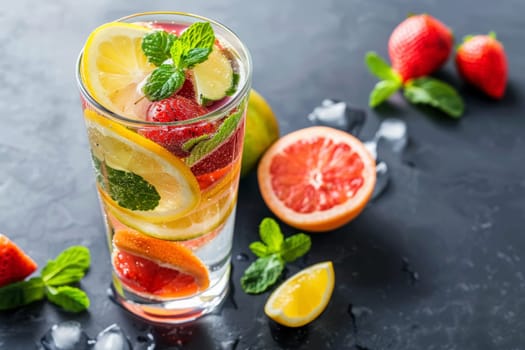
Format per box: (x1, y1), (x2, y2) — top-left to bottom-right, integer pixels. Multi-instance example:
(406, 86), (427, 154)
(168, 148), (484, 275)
(75, 11), (253, 127)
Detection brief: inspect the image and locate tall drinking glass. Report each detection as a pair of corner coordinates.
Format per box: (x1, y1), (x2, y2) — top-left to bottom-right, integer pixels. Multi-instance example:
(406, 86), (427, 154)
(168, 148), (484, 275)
(76, 12), (252, 323)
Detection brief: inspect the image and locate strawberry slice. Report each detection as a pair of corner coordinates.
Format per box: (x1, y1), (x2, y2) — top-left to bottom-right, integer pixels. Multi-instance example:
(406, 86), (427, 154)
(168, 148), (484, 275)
(0, 234), (38, 287)
(139, 95), (217, 157)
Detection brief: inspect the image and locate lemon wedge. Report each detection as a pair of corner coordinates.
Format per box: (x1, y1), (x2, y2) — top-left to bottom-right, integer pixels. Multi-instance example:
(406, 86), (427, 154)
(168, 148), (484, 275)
(81, 22), (155, 117)
(191, 47), (234, 104)
(264, 261), (335, 327)
(84, 110), (200, 223)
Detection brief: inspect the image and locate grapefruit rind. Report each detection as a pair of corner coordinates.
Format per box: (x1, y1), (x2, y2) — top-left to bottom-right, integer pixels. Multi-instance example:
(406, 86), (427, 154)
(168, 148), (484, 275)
(257, 126), (376, 232)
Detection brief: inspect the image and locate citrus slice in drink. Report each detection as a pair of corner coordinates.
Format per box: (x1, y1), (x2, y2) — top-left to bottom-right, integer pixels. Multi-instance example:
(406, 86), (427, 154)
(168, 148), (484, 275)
(257, 126), (376, 232)
(191, 47), (234, 104)
(264, 261), (335, 327)
(113, 229), (209, 299)
(80, 22), (155, 117)
(104, 177), (237, 241)
(85, 110), (200, 223)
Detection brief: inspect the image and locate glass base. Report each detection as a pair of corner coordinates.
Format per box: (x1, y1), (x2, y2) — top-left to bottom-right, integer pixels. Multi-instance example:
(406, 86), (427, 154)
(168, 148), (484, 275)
(109, 264), (230, 324)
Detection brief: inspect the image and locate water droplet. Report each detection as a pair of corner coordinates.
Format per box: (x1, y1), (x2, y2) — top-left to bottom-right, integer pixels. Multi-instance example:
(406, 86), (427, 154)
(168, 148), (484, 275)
(235, 253), (249, 261)
(401, 257), (420, 284)
(220, 337), (240, 350)
(41, 321), (91, 350)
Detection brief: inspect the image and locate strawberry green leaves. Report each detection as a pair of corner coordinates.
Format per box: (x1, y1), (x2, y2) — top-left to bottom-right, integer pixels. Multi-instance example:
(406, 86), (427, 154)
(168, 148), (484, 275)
(365, 51), (464, 118)
(142, 22), (215, 101)
(241, 218), (312, 294)
(0, 246), (91, 312)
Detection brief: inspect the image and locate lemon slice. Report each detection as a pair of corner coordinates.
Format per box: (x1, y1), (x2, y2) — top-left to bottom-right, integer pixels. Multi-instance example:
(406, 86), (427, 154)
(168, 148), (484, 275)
(81, 22), (155, 117)
(103, 172), (238, 241)
(85, 110), (200, 222)
(191, 47), (234, 104)
(264, 261), (335, 328)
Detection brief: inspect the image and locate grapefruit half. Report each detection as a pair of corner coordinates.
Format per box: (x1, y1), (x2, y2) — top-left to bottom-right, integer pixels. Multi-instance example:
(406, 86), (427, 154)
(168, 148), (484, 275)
(257, 126), (376, 232)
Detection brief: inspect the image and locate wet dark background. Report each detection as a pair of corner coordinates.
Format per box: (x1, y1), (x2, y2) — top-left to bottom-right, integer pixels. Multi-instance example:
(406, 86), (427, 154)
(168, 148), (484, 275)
(1, 0), (525, 349)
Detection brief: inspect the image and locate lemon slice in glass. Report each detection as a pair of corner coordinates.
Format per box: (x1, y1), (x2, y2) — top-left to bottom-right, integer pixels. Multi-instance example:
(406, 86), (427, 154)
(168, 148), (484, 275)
(191, 47), (234, 104)
(264, 261), (335, 327)
(103, 160), (240, 241)
(85, 110), (200, 223)
(81, 22), (155, 118)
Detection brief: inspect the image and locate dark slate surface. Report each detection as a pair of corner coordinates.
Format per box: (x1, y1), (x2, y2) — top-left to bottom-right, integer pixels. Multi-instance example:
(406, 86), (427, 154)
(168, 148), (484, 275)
(1, 0), (524, 349)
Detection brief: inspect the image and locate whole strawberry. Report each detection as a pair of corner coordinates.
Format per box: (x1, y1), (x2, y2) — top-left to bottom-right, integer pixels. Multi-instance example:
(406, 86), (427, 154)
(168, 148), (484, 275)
(455, 32), (507, 99)
(388, 14), (453, 81)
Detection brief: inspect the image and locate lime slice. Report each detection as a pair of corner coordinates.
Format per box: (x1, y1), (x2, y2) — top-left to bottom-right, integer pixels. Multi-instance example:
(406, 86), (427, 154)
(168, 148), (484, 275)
(191, 47), (234, 104)
(81, 22), (155, 118)
(85, 110), (200, 223)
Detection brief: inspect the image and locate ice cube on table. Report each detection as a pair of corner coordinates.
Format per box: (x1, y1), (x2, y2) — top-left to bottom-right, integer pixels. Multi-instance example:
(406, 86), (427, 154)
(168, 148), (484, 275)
(41, 321), (91, 350)
(93, 324), (132, 350)
(307, 99), (366, 136)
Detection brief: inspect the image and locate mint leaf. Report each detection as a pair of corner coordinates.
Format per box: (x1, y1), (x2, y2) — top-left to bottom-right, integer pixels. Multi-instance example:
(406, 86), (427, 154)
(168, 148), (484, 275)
(45, 286), (90, 313)
(42, 246), (90, 286)
(143, 64), (185, 101)
(281, 233), (312, 263)
(170, 22), (215, 68)
(249, 241), (269, 257)
(259, 217), (283, 253)
(0, 277), (45, 310)
(404, 77), (464, 118)
(94, 157), (160, 211)
(102, 161), (160, 211)
(183, 47), (212, 67)
(142, 31), (177, 66)
(182, 133), (212, 153)
(365, 52), (401, 82)
(185, 108), (243, 166)
(241, 255), (284, 294)
(369, 79), (402, 107)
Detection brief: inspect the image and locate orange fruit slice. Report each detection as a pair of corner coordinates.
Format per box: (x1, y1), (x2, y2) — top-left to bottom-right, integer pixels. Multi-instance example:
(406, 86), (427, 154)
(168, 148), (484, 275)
(257, 126), (376, 232)
(264, 261), (335, 327)
(112, 229), (209, 299)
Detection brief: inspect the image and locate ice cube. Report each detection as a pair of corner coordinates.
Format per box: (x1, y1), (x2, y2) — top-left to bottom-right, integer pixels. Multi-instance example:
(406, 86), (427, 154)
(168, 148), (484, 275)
(41, 321), (91, 350)
(93, 324), (131, 350)
(307, 99), (366, 136)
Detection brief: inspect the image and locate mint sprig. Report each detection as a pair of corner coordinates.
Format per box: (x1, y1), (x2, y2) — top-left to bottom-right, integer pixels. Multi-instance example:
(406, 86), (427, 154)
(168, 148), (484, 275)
(142, 22), (215, 101)
(0, 246), (91, 312)
(241, 218), (312, 294)
(365, 51), (465, 118)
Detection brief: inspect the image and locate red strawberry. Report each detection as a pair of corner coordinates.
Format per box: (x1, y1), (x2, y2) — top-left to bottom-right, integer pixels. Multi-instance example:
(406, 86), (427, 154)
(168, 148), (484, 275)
(388, 14), (453, 81)
(0, 234), (38, 287)
(139, 96), (216, 157)
(455, 33), (507, 99)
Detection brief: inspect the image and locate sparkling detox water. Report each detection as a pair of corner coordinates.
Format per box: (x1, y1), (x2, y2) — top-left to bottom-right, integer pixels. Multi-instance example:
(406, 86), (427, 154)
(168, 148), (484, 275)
(78, 13), (251, 323)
